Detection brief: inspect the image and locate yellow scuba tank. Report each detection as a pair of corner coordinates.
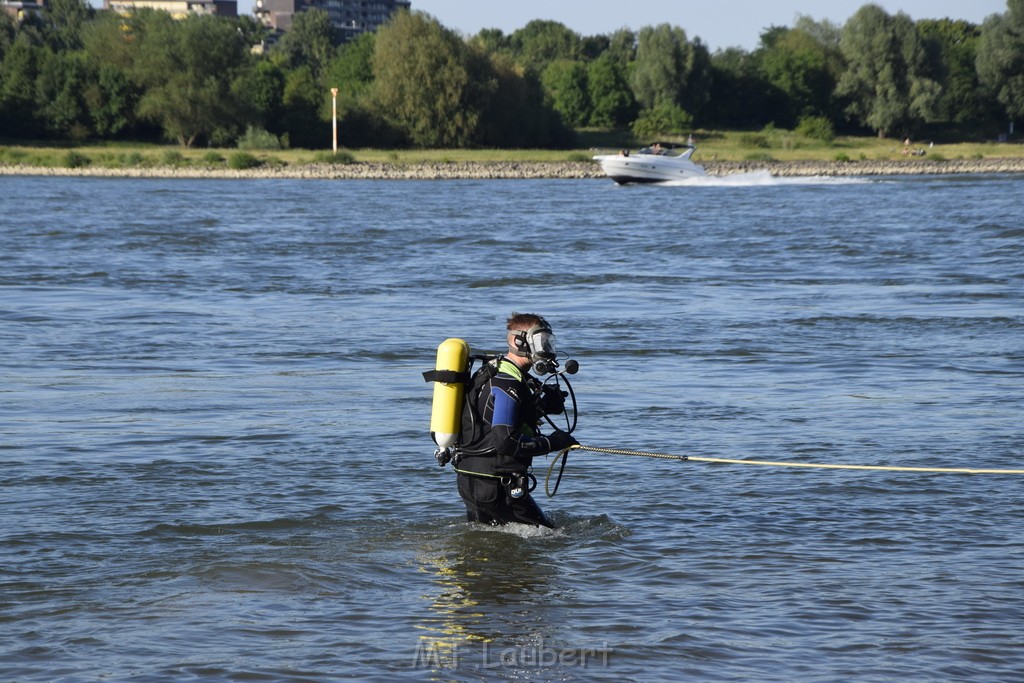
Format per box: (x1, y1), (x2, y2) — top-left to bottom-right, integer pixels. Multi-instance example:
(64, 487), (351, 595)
(426, 338), (470, 450)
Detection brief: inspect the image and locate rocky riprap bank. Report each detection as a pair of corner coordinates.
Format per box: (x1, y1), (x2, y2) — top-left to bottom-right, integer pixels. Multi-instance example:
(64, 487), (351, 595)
(0, 161), (601, 180)
(3, 157), (1024, 180)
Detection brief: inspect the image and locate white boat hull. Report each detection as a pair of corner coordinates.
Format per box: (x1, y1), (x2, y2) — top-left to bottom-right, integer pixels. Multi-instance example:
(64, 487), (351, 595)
(593, 144), (707, 184)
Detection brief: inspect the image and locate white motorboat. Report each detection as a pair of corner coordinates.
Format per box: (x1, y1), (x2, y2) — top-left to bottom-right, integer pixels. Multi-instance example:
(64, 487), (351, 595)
(593, 142), (707, 184)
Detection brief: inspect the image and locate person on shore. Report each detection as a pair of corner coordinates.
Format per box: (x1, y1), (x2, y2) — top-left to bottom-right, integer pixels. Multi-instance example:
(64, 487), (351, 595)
(452, 313), (577, 528)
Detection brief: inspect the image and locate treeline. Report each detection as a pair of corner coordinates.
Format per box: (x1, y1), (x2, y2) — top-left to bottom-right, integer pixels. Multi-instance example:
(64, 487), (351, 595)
(2, 0), (1023, 149)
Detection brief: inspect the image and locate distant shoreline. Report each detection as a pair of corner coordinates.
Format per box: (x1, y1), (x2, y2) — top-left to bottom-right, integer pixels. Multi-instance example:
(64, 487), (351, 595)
(4, 157), (1024, 180)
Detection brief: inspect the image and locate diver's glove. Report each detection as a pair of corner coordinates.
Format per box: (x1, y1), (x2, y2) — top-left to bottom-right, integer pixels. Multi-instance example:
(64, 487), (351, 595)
(546, 429), (578, 453)
(538, 385), (568, 414)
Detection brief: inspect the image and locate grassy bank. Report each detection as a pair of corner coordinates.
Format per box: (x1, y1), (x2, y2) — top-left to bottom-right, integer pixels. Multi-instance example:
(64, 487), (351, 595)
(2, 129), (1022, 171)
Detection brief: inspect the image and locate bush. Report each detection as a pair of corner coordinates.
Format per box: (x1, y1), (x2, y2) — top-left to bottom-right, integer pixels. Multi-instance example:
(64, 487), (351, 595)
(0, 147), (27, 163)
(162, 150), (186, 166)
(228, 152), (262, 170)
(63, 151), (91, 168)
(313, 150), (356, 164)
(69, 123), (91, 143)
(631, 102), (693, 139)
(739, 133), (770, 148)
(202, 151), (225, 165)
(796, 116), (835, 143)
(834, 152), (851, 163)
(237, 126), (282, 151)
(122, 152), (146, 166)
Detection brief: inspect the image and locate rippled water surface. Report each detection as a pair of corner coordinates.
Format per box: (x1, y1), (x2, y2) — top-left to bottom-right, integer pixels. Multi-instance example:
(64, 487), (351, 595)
(2, 173), (1023, 681)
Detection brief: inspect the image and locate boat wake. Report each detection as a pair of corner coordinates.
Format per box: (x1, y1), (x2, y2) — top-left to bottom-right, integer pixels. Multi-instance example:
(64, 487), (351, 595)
(660, 170), (871, 187)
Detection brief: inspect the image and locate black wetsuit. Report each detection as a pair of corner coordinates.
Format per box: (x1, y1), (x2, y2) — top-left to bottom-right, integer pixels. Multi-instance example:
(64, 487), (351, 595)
(454, 358), (557, 528)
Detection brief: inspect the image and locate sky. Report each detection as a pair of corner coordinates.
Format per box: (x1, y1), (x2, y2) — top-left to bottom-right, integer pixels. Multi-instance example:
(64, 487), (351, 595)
(405, 0), (1008, 51)
(219, 1), (1010, 51)
(220, 0), (1009, 52)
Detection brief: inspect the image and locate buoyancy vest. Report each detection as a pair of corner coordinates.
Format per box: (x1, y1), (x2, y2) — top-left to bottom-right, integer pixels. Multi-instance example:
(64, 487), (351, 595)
(455, 358), (548, 477)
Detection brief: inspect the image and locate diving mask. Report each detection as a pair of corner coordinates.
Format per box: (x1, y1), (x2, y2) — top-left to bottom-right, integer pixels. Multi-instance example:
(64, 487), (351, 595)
(512, 323), (558, 374)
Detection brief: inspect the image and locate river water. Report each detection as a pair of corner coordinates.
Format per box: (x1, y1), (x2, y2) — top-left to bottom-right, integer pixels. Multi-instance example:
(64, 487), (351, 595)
(2, 172), (1022, 682)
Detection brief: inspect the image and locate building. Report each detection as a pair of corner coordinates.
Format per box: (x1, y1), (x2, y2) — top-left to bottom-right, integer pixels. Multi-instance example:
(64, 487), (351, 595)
(1, 0), (45, 21)
(254, 0), (410, 42)
(104, 0), (237, 19)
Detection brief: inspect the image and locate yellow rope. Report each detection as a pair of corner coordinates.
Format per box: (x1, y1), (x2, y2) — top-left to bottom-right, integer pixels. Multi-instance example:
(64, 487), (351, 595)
(569, 444), (1024, 475)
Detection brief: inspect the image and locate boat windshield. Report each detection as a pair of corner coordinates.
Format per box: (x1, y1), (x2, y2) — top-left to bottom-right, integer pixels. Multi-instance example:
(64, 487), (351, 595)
(638, 143), (693, 157)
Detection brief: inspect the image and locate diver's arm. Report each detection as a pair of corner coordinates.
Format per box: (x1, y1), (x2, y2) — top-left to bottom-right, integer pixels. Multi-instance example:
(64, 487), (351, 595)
(488, 386), (550, 458)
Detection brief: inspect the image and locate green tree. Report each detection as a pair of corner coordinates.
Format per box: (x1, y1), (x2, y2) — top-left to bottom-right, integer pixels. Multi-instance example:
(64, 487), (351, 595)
(81, 8), (139, 71)
(0, 35), (45, 137)
(41, 0), (91, 52)
(475, 51), (572, 148)
(321, 32), (404, 148)
(0, 13), (16, 132)
(631, 101), (693, 139)
(836, 5), (941, 137)
(80, 10), (144, 139)
(35, 48), (93, 138)
(322, 31), (375, 102)
(631, 24), (687, 109)
(976, 0), (1024, 122)
(919, 18), (995, 125)
(604, 28), (636, 67)
(541, 59), (590, 127)
(233, 59), (286, 134)
(236, 14), (269, 49)
(471, 28), (511, 57)
(1, 10), (17, 61)
(132, 14), (251, 146)
(580, 33), (610, 61)
(371, 11), (482, 147)
(586, 51), (636, 127)
(794, 14), (842, 51)
(631, 23), (711, 116)
(755, 25), (838, 126)
(509, 19), (582, 73)
(273, 8), (337, 81)
(281, 64), (323, 147)
(86, 64), (137, 137)
(705, 47), (777, 128)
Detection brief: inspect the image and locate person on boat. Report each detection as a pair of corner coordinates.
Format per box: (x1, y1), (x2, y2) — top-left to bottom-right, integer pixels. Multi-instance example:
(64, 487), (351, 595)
(452, 313), (577, 528)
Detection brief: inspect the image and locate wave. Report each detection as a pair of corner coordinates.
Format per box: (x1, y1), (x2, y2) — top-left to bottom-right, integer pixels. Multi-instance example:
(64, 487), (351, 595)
(661, 170), (873, 187)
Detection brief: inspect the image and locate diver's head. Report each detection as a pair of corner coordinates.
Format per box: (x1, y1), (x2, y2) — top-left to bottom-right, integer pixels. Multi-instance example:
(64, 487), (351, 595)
(507, 312), (557, 374)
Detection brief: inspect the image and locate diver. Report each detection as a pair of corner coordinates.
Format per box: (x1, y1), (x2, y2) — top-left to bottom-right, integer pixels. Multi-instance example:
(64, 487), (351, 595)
(452, 313), (578, 528)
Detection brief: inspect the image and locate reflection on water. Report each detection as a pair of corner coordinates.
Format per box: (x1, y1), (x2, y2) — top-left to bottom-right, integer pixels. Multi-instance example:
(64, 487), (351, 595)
(415, 525), (560, 668)
(413, 518), (626, 677)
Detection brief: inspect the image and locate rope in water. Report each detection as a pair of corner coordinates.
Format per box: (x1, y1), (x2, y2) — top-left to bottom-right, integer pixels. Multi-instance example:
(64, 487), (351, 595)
(560, 443), (1024, 475)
